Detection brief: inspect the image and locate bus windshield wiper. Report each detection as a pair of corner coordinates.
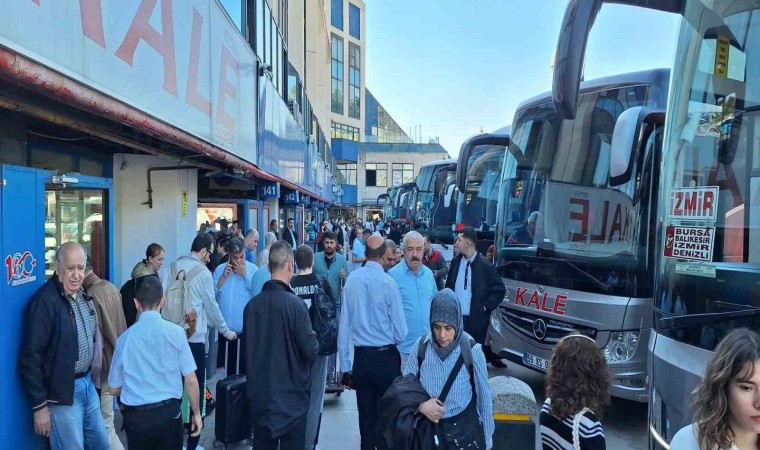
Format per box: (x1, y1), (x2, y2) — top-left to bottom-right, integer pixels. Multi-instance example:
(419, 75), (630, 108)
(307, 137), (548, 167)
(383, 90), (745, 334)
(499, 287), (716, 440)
(659, 303), (760, 330)
(525, 256), (610, 293)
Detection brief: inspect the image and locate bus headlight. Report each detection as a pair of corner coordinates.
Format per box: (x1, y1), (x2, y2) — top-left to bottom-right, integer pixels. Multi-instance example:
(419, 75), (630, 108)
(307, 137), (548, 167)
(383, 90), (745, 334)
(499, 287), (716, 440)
(603, 331), (640, 363)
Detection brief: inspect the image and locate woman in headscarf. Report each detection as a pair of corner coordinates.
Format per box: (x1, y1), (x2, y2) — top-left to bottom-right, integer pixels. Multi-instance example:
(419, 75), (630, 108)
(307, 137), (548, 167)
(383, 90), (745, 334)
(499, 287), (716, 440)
(403, 288), (494, 449)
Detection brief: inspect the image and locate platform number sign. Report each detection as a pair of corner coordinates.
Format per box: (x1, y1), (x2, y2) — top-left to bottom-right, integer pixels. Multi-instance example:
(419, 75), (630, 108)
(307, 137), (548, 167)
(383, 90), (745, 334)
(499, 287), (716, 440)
(284, 191), (300, 204)
(259, 182), (280, 199)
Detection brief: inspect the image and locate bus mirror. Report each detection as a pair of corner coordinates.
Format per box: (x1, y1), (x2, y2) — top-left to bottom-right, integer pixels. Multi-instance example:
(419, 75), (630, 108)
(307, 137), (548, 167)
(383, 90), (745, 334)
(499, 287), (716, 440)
(552, 0), (681, 119)
(444, 184), (456, 208)
(610, 107), (665, 186)
(552, 0), (603, 119)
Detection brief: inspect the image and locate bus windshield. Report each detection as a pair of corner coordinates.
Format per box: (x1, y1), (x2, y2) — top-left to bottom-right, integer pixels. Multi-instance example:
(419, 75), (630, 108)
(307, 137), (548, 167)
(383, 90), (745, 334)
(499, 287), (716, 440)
(655, 1), (760, 350)
(496, 84), (664, 297)
(460, 144), (506, 230)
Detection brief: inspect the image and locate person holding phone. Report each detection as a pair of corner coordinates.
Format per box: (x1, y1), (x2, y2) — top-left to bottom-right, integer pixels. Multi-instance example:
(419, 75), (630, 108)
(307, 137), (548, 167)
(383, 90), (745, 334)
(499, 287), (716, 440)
(213, 237), (257, 375)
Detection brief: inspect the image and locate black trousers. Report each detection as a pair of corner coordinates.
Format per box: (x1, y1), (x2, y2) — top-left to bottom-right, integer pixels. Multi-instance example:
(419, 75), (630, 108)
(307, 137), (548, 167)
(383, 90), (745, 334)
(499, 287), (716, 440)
(253, 415), (307, 450)
(353, 346), (401, 450)
(123, 400), (183, 450)
(186, 342), (206, 450)
(463, 315), (502, 363)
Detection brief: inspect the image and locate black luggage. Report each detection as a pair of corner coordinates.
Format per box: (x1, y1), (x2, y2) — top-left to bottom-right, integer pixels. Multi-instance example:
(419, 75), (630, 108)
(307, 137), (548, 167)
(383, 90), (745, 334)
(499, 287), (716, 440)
(213, 374), (250, 448)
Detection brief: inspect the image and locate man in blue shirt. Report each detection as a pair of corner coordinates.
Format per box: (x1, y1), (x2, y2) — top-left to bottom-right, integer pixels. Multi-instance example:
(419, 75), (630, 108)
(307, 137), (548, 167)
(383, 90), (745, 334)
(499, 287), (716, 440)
(244, 229), (259, 264)
(339, 235), (407, 450)
(351, 228), (370, 272)
(213, 237), (257, 374)
(251, 266), (272, 297)
(109, 274), (201, 450)
(388, 231), (438, 369)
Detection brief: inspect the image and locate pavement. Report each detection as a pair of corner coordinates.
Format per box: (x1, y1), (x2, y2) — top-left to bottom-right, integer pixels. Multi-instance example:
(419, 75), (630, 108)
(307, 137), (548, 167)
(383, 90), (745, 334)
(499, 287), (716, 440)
(117, 364), (647, 450)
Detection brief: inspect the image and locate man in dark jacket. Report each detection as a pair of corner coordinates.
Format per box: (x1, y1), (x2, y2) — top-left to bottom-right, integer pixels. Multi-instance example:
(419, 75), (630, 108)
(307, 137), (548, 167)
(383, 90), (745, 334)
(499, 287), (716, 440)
(387, 222), (403, 246)
(19, 242), (109, 448)
(243, 241), (319, 450)
(445, 226), (507, 367)
(422, 234), (448, 290)
(282, 217), (299, 251)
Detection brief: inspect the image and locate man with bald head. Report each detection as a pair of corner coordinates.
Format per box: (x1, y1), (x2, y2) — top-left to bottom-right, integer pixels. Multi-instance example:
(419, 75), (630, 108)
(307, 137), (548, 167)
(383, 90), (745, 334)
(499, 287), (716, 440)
(19, 242), (109, 450)
(339, 234), (407, 450)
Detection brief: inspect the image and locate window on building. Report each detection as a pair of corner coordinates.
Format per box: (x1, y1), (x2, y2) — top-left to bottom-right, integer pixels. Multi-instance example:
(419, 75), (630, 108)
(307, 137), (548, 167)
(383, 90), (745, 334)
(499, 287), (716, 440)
(392, 163), (414, 186)
(331, 34), (344, 114)
(338, 163), (357, 185)
(348, 43), (360, 119)
(220, 0), (245, 35)
(365, 163), (387, 187)
(331, 0), (343, 30)
(256, 0), (264, 58)
(264, 2), (271, 65)
(332, 122), (360, 141)
(349, 3), (360, 39)
(281, 0), (288, 45)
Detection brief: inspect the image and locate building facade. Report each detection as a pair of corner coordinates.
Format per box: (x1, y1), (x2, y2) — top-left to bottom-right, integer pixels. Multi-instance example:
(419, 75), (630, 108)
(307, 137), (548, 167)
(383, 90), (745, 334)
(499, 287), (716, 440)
(0, 1), (336, 446)
(328, 0), (366, 143)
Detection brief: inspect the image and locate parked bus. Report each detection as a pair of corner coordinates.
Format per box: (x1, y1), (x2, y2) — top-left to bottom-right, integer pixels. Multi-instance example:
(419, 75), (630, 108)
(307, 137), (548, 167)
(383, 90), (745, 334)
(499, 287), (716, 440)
(455, 127), (510, 253)
(415, 159), (458, 244)
(490, 69), (670, 405)
(551, 1), (758, 447)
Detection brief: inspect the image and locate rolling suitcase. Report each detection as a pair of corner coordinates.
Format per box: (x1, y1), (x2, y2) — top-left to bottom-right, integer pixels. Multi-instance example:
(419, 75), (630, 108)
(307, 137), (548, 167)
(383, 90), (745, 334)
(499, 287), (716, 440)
(213, 352), (250, 449)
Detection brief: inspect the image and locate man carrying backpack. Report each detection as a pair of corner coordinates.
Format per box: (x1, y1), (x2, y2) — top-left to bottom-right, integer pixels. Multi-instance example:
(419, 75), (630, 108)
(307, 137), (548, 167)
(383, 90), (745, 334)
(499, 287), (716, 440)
(161, 233), (237, 450)
(291, 245), (338, 450)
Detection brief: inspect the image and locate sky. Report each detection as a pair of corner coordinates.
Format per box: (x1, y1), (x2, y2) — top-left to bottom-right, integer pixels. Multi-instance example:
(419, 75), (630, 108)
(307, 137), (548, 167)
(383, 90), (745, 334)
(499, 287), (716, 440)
(365, 1), (681, 158)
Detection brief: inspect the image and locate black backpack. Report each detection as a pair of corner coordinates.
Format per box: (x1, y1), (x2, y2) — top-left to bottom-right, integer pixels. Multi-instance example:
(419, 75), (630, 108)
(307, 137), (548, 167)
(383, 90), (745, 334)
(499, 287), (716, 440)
(312, 276), (339, 355)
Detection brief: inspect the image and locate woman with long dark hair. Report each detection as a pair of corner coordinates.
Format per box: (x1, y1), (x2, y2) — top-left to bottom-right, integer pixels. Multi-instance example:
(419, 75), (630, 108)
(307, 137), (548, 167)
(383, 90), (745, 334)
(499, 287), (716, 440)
(540, 333), (610, 450)
(670, 328), (760, 450)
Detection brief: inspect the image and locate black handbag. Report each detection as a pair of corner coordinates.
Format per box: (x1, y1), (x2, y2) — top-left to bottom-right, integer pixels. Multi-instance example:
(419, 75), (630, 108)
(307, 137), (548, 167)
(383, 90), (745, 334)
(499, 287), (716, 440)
(415, 353), (485, 450)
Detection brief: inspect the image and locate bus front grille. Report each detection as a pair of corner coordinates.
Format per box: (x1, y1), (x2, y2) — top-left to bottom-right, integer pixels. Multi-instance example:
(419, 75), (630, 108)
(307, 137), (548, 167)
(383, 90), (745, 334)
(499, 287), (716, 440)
(502, 309), (597, 344)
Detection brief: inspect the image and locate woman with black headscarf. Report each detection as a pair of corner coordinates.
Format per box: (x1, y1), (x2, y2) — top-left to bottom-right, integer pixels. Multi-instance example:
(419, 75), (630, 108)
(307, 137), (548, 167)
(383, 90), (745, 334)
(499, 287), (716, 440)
(403, 289), (494, 449)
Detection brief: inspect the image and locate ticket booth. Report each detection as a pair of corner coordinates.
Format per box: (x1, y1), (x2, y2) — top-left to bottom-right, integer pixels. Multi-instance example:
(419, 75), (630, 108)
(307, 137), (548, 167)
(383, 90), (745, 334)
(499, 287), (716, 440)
(0, 164), (114, 448)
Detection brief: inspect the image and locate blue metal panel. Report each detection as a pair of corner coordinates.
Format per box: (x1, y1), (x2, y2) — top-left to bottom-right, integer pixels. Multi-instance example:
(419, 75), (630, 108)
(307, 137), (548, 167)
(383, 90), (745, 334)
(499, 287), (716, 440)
(360, 142), (449, 155)
(258, 80), (307, 187)
(340, 184), (358, 204)
(0, 165), (47, 449)
(332, 139), (359, 162)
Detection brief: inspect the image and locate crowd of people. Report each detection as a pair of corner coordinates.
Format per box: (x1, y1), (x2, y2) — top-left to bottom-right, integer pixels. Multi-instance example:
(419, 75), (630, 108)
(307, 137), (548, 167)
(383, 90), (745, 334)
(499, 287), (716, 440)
(16, 213), (760, 450)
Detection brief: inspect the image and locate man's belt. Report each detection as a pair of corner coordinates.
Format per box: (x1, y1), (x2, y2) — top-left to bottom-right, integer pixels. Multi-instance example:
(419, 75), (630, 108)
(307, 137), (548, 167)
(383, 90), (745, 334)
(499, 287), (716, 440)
(356, 344), (395, 352)
(122, 398), (180, 412)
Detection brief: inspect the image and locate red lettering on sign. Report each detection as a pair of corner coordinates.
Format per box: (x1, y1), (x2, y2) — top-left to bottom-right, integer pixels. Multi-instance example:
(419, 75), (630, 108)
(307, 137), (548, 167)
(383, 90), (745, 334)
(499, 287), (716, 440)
(216, 45), (239, 131)
(569, 198), (589, 242)
(515, 287), (528, 306)
(591, 201), (609, 242)
(703, 191), (715, 218)
(609, 204), (622, 242)
(540, 292), (553, 313)
(116, 0), (178, 96)
(30, 0), (40, 4)
(185, 8), (211, 115)
(79, 0), (106, 48)
(526, 291), (540, 310)
(553, 294), (567, 316)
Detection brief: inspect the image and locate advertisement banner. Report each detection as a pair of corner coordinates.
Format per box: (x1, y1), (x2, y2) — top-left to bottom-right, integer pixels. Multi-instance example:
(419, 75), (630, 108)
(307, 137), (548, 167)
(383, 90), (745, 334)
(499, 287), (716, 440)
(663, 225), (715, 262)
(1, 0), (257, 162)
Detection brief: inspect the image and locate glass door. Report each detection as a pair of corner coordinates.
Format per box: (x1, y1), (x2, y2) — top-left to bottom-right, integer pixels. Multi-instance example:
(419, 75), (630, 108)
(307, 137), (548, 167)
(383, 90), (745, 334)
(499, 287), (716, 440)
(44, 189), (107, 279)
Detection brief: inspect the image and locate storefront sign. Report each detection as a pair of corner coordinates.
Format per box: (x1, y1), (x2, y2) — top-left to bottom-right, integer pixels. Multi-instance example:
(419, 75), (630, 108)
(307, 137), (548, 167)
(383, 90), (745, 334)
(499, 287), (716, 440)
(663, 225), (715, 262)
(5, 251), (37, 287)
(3, 0), (257, 162)
(283, 191), (300, 205)
(259, 182), (280, 199)
(668, 187), (719, 221)
(301, 196), (311, 206)
(181, 190), (188, 217)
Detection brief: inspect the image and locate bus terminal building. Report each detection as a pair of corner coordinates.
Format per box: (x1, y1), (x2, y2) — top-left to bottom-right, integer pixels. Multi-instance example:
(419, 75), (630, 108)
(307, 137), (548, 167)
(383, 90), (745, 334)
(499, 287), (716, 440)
(0, 1), (342, 446)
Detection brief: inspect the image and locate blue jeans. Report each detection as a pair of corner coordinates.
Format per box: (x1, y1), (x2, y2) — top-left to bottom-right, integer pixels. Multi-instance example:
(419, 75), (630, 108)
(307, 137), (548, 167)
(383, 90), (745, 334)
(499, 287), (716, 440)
(49, 376), (109, 450)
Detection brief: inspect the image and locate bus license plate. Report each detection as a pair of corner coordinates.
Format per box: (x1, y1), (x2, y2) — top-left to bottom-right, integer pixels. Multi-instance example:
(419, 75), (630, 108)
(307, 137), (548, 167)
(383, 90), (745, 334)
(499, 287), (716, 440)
(523, 352), (550, 371)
